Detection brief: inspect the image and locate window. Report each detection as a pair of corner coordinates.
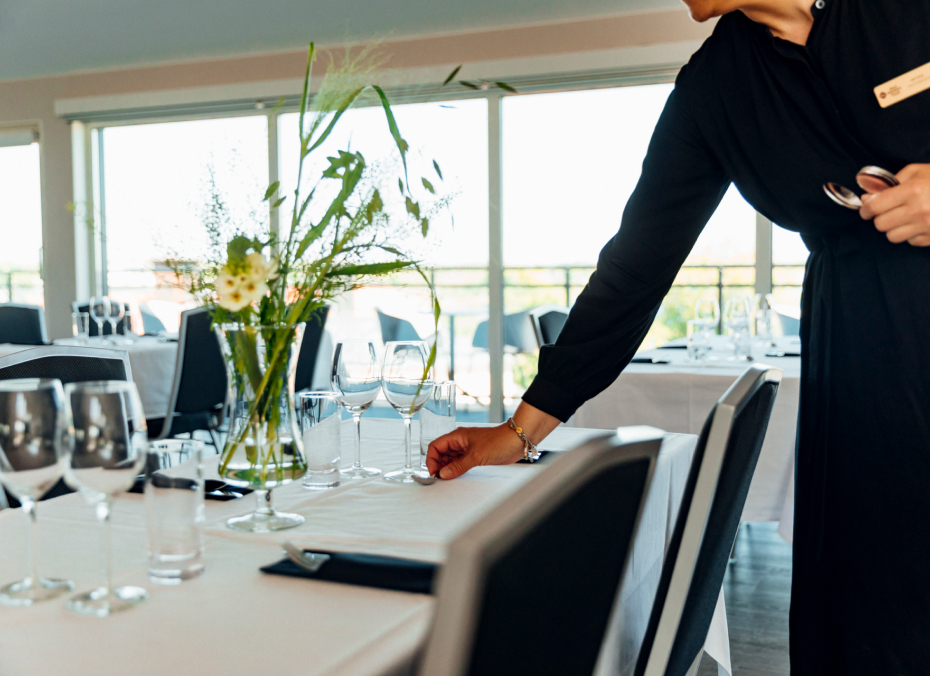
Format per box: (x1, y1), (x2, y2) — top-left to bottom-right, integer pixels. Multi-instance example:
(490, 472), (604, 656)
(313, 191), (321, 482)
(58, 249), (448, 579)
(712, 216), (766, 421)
(0, 137), (43, 305)
(101, 116), (269, 330)
(772, 226), (809, 320)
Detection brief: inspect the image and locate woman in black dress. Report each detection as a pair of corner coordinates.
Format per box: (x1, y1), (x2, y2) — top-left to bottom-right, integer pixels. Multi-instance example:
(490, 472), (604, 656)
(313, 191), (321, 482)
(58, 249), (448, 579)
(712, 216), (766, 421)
(427, 0), (930, 672)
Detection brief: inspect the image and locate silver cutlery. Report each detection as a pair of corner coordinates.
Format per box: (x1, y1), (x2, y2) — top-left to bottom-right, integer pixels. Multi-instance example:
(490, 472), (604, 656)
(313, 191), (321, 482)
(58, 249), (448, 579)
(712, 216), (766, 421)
(282, 541), (331, 573)
(412, 473), (438, 485)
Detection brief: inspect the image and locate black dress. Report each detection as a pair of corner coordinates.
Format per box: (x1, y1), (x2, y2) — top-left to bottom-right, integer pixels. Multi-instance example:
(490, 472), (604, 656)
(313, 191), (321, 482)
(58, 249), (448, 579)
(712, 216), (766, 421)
(521, 1), (930, 672)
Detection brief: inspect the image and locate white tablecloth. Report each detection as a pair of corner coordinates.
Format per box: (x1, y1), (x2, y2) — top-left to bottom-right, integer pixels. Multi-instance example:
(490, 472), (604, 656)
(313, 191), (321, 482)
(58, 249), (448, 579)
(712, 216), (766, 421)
(0, 420), (729, 676)
(572, 336), (799, 543)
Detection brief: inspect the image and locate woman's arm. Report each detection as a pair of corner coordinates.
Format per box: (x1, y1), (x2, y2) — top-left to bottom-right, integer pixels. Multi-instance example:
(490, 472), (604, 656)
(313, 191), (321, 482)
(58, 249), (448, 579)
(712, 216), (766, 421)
(428, 81), (731, 479)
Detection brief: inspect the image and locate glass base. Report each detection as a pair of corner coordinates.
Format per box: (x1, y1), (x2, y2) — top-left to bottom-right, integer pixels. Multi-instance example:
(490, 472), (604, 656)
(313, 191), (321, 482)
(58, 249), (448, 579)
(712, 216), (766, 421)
(0, 577), (75, 607)
(383, 468), (422, 484)
(340, 466), (382, 479)
(226, 510), (305, 533)
(66, 585), (147, 617)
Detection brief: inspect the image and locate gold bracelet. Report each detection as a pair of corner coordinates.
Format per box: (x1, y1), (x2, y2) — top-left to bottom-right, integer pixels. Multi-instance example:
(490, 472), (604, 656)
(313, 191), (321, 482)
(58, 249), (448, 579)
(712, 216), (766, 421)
(507, 417), (541, 463)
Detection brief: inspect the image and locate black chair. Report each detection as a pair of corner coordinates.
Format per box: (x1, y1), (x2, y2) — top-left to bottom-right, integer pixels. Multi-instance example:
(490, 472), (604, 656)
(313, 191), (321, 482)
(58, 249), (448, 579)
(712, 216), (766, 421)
(0, 346), (133, 507)
(633, 364), (781, 676)
(0, 303), (48, 345)
(72, 300), (132, 336)
(295, 305), (330, 392)
(145, 307), (227, 449)
(529, 305), (570, 348)
(471, 311), (537, 353)
(418, 426), (664, 676)
(376, 308), (423, 343)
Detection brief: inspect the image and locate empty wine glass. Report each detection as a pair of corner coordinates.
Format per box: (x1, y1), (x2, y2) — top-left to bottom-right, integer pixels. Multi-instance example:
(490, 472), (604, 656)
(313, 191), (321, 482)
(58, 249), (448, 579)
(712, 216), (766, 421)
(0, 379), (75, 606)
(89, 297), (110, 341)
(107, 300), (126, 344)
(381, 341), (434, 484)
(64, 381), (149, 617)
(724, 296), (753, 360)
(695, 297), (720, 333)
(332, 341), (382, 480)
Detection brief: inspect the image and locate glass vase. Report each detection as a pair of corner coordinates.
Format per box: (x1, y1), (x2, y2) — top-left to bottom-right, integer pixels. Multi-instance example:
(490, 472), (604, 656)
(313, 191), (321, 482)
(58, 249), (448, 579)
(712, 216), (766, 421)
(215, 322), (307, 532)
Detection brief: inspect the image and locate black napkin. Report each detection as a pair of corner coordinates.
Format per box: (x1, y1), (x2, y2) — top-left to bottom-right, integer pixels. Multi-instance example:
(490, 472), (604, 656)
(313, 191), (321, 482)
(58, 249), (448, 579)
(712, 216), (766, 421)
(261, 551), (437, 594)
(129, 476), (253, 501)
(517, 450), (552, 464)
(630, 356), (671, 364)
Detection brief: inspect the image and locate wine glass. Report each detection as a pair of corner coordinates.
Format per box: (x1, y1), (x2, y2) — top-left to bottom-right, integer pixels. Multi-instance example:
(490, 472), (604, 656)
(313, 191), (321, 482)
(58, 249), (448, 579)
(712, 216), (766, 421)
(0, 379), (75, 606)
(332, 341), (382, 479)
(381, 341), (434, 484)
(89, 297), (110, 341)
(107, 300), (126, 344)
(753, 293), (777, 348)
(64, 381), (149, 617)
(694, 297), (720, 333)
(724, 296), (753, 360)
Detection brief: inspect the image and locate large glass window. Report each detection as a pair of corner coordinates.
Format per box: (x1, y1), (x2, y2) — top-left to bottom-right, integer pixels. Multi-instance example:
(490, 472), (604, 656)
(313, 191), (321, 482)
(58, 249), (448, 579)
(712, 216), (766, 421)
(278, 99), (490, 420)
(0, 140), (44, 306)
(772, 226), (809, 322)
(101, 116), (269, 331)
(502, 85), (757, 404)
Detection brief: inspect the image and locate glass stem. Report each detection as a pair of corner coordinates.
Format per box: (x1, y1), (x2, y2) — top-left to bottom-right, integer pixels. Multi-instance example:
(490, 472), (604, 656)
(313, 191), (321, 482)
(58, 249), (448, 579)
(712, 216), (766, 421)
(22, 499), (40, 586)
(255, 489), (273, 517)
(96, 500), (113, 593)
(352, 413), (363, 470)
(403, 416), (413, 472)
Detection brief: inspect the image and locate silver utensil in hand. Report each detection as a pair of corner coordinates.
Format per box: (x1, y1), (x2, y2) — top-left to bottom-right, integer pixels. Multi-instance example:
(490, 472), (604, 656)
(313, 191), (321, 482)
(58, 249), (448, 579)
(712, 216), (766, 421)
(412, 473), (438, 485)
(282, 541), (331, 573)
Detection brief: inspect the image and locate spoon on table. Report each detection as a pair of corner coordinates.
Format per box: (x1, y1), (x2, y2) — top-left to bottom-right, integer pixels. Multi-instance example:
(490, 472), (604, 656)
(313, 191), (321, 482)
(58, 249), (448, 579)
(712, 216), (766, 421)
(412, 473), (438, 486)
(282, 541), (330, 573)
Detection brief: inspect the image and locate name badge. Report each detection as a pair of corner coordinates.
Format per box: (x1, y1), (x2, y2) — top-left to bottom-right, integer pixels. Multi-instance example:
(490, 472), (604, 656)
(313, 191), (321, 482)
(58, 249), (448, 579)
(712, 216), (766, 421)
(874, 61), (930, 108)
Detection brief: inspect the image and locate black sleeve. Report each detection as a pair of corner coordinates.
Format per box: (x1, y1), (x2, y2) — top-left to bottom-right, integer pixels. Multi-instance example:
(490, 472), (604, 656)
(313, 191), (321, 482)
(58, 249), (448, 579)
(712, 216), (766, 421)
(521, 83), (730, 422)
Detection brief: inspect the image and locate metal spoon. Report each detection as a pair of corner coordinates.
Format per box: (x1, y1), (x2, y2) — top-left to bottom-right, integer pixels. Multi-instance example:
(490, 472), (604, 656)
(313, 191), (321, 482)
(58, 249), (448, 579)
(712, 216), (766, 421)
(824, 165), (899, 210)
(412, 473), (438, 485)
(282, 541), (330, 573)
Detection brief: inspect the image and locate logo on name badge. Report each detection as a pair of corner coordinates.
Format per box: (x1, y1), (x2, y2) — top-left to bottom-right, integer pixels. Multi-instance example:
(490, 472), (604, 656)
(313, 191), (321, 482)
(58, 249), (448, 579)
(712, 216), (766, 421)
(874, 61), (930, 108)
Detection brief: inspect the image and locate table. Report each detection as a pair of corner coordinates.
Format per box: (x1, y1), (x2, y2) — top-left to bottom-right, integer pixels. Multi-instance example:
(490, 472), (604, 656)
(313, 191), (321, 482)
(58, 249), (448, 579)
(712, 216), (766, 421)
(571, 335), (799, 543)
(0, 420), (730, 676)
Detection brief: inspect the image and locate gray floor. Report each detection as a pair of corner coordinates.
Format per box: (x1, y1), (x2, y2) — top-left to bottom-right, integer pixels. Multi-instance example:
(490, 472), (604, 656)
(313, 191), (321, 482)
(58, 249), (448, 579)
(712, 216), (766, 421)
(698, 522), (792, 676)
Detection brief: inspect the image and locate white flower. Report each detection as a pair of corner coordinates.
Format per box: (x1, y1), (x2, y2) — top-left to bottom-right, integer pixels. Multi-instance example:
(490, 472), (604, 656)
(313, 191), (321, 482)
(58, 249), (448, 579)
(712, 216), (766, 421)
(218, 287), (250, 312)
(246, 252), (278, 281)
(240, 278), (269, 302)
(216, 272), (239, 293)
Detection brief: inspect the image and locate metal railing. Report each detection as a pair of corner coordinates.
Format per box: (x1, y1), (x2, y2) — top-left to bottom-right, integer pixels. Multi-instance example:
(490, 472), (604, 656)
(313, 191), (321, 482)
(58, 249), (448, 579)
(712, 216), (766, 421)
(0, 269), (44, 304)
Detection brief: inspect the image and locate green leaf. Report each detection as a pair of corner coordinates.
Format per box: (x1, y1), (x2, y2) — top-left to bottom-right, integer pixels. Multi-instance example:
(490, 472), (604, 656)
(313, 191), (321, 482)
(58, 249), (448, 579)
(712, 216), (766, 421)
(272, 196), (287, 209)
(372, 85), (410, 187)
(306, 87), (365, 154)
(325, 261), (415, 278)
(298, 44), (316, 138)
(405, 197), (420, 220)
(458, 81), (480, 90)
(495, 81), (518, 93)
(421, 217), (429, 237)
(433, 160), (443, 180)
(442, 65), (462, 86)
(398, 178), (405, 195)
(227, 235), (251, 261)
(263, 181), (280, 201)
(421, 177), (435, 194)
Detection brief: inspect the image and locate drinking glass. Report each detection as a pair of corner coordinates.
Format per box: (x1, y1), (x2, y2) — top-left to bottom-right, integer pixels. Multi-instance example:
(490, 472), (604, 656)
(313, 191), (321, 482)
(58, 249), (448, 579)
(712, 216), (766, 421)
(71, 311), (90, 344)
(64, 380), (149, 616)
(297, 392), (341, 490)
(0, 379), (75, 606)
(695, 298), (720, 333)
(419, 381), (456, 472)
(145, 440), (205, 585)
(89, 296), (110, 341)
(381, 341), (434, 483)
(753, 293), (777, 347)
(107, 300), (126, 344)
(332, 341), (382, 480)
(724, 296), (753, 360)
(686, 320), (712, 363)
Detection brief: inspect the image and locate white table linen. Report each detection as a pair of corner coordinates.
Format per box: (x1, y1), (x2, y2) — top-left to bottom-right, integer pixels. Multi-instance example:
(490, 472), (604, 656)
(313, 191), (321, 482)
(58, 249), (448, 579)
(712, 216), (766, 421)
(0, 420), (729, 676)
(571, 336), (799, 543)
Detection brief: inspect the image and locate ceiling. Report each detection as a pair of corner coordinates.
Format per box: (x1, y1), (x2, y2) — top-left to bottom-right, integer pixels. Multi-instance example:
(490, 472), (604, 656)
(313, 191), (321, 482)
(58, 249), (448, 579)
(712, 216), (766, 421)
(0, 0), (683, 82)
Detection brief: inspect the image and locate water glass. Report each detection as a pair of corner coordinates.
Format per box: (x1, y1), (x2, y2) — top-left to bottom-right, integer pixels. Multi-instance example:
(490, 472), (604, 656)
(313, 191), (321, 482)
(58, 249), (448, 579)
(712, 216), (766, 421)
(144, 440), (205, 585)
(71, 312), (90, 344)
(686, 320), (712, 363)
(419, 381), (456, 471)
(0, 379), (75, 606)
(298, 392), (341, 490)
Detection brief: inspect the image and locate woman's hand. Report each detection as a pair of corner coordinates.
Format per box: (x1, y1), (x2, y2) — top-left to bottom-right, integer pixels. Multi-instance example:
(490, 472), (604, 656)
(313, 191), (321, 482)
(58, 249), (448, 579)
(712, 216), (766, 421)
(860, 164), (930, 247)
(426, 402), (561, 480)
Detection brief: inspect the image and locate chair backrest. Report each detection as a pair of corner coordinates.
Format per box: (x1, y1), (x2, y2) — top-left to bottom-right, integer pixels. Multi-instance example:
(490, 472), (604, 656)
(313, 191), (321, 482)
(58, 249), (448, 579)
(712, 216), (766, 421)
(775, 312), (800, 336)
(167, 306), (227, 419)
(0, 345), (132, 384)
(139, 305), (167, 335)
(72, 300), (131, 336)
(295, 305), (330, 392)
(419, 426), (664, 676)
(0, 303), (48, 345)
(471, 311), (537, 353)
(634, 364), (781, 676)
(376, 309), (422, 343)
(529, 305), (570, 348)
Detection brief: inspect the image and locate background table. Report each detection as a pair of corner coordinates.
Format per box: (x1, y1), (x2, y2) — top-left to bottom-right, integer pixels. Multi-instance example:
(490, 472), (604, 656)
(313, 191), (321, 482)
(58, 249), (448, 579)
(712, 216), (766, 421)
(0, 420), (729, 676)
(571, 336), (799, 543)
